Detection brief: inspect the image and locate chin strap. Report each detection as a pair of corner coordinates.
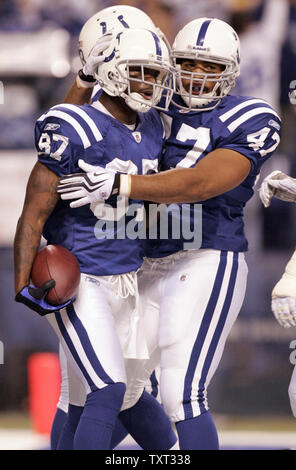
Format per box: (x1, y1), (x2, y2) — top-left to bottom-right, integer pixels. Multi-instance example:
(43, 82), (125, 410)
(180, 84), (218, 109)
(123, 92), (152, 113)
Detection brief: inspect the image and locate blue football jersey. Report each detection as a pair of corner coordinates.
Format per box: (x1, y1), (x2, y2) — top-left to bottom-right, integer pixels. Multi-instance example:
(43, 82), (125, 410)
(142, 94), (281, 258)
(35, 102), (164, 275)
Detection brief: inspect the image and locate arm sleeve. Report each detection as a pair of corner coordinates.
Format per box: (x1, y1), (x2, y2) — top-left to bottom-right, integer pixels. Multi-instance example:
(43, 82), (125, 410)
(216, 111), (282, 172)
(34, 110), (85, 176)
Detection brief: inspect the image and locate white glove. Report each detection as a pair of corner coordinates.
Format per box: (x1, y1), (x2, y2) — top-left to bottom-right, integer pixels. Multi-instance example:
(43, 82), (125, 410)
(57, 160), (119, 208)
(77, 33), (113, 88)
(259, 170), (296, 208)
(271, 250), (296, 328)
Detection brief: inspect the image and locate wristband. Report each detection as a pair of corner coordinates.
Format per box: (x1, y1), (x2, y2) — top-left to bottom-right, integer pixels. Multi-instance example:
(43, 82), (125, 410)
(76, 69), (97, 89)
(120, 174), (131, 197)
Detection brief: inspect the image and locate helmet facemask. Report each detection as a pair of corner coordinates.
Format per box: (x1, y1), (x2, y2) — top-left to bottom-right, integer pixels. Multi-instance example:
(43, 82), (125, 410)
(114, 60), (173, 112)
(173, 53), (239, 111)
(95, 30), (174, 113)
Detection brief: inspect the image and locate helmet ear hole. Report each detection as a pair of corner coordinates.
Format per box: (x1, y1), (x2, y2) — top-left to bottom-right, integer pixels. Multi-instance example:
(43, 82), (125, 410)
(78, 5), (161, 65)
(79, 49), (86, 66)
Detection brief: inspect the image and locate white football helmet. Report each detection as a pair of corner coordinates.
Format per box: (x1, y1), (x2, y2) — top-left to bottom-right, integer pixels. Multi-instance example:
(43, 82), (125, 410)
(79, 5), (169, 66)
(94, 28), (173, 113)
(172, 18), (240, 111)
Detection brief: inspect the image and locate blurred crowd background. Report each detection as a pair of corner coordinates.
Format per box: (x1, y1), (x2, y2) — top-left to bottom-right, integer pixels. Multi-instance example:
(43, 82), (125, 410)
(1, 0), (296, 425)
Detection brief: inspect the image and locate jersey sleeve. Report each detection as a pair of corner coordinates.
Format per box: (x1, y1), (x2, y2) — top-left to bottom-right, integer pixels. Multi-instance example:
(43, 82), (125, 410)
(34, 105), (86, 176)
(216, 108), (282, 172)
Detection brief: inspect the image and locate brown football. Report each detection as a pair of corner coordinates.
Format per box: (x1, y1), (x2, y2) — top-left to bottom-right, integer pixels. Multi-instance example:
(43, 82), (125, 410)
(31, 245), (80, 306)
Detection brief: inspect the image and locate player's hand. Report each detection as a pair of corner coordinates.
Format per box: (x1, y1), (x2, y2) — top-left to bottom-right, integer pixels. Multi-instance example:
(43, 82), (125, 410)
(15, 280), (73, 316)
(271, 249), (296, 327)
(259, 170), (296, 208)
(57, 160), (120, 208)
(271, 297), (296, 328)
(77, 33), (113, 87)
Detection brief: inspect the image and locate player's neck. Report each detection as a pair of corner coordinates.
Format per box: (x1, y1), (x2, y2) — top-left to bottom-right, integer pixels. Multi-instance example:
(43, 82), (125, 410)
(98, 92), (137, 125)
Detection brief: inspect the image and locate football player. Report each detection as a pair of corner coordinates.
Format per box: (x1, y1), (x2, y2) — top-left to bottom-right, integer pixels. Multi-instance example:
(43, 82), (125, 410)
(59, 17), (282, 449)
(259, 170), (296, 418)
(14, 26), (177, 450)
(49, 5), (171, 450)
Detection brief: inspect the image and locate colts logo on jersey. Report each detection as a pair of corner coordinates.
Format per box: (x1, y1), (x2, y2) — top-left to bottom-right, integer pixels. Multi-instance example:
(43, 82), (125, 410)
(132, 132), (142, 143)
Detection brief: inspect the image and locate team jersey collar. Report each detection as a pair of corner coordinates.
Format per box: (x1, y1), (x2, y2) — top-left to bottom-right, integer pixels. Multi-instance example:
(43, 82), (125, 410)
(91, 99), (115, 118)
(91, 99), (143, 132)
(170, 93), (226, 116)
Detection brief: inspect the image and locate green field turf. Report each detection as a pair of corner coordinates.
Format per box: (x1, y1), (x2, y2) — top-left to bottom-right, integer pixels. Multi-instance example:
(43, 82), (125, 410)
(0, 411), (294, 432)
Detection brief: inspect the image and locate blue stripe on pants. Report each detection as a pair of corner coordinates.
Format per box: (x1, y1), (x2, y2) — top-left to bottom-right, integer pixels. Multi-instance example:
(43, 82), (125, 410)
(150, 370), (159, 399)
(55, 304), (114, 391)
(66, 304), (114, 388)
(198, 253), (239, 414)
(183, 250), (227, 420)
(55, 310), (95, 390)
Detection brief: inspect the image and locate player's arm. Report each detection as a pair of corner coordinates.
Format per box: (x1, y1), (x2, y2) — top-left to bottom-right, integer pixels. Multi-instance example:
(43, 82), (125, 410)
(58, 108), (281, 208)
(14, 162), (59, 294)
(127, 148), (251, 203)
(57, 149), (251, 206)
(63, 79), (93, 105)
(13, 161), (73, 316)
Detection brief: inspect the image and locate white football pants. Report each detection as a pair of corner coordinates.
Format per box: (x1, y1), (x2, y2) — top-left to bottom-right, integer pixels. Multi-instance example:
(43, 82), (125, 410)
(138, 249), (248, 423)
(48, 272), (151, 411)
(57, 344), (161, 413)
